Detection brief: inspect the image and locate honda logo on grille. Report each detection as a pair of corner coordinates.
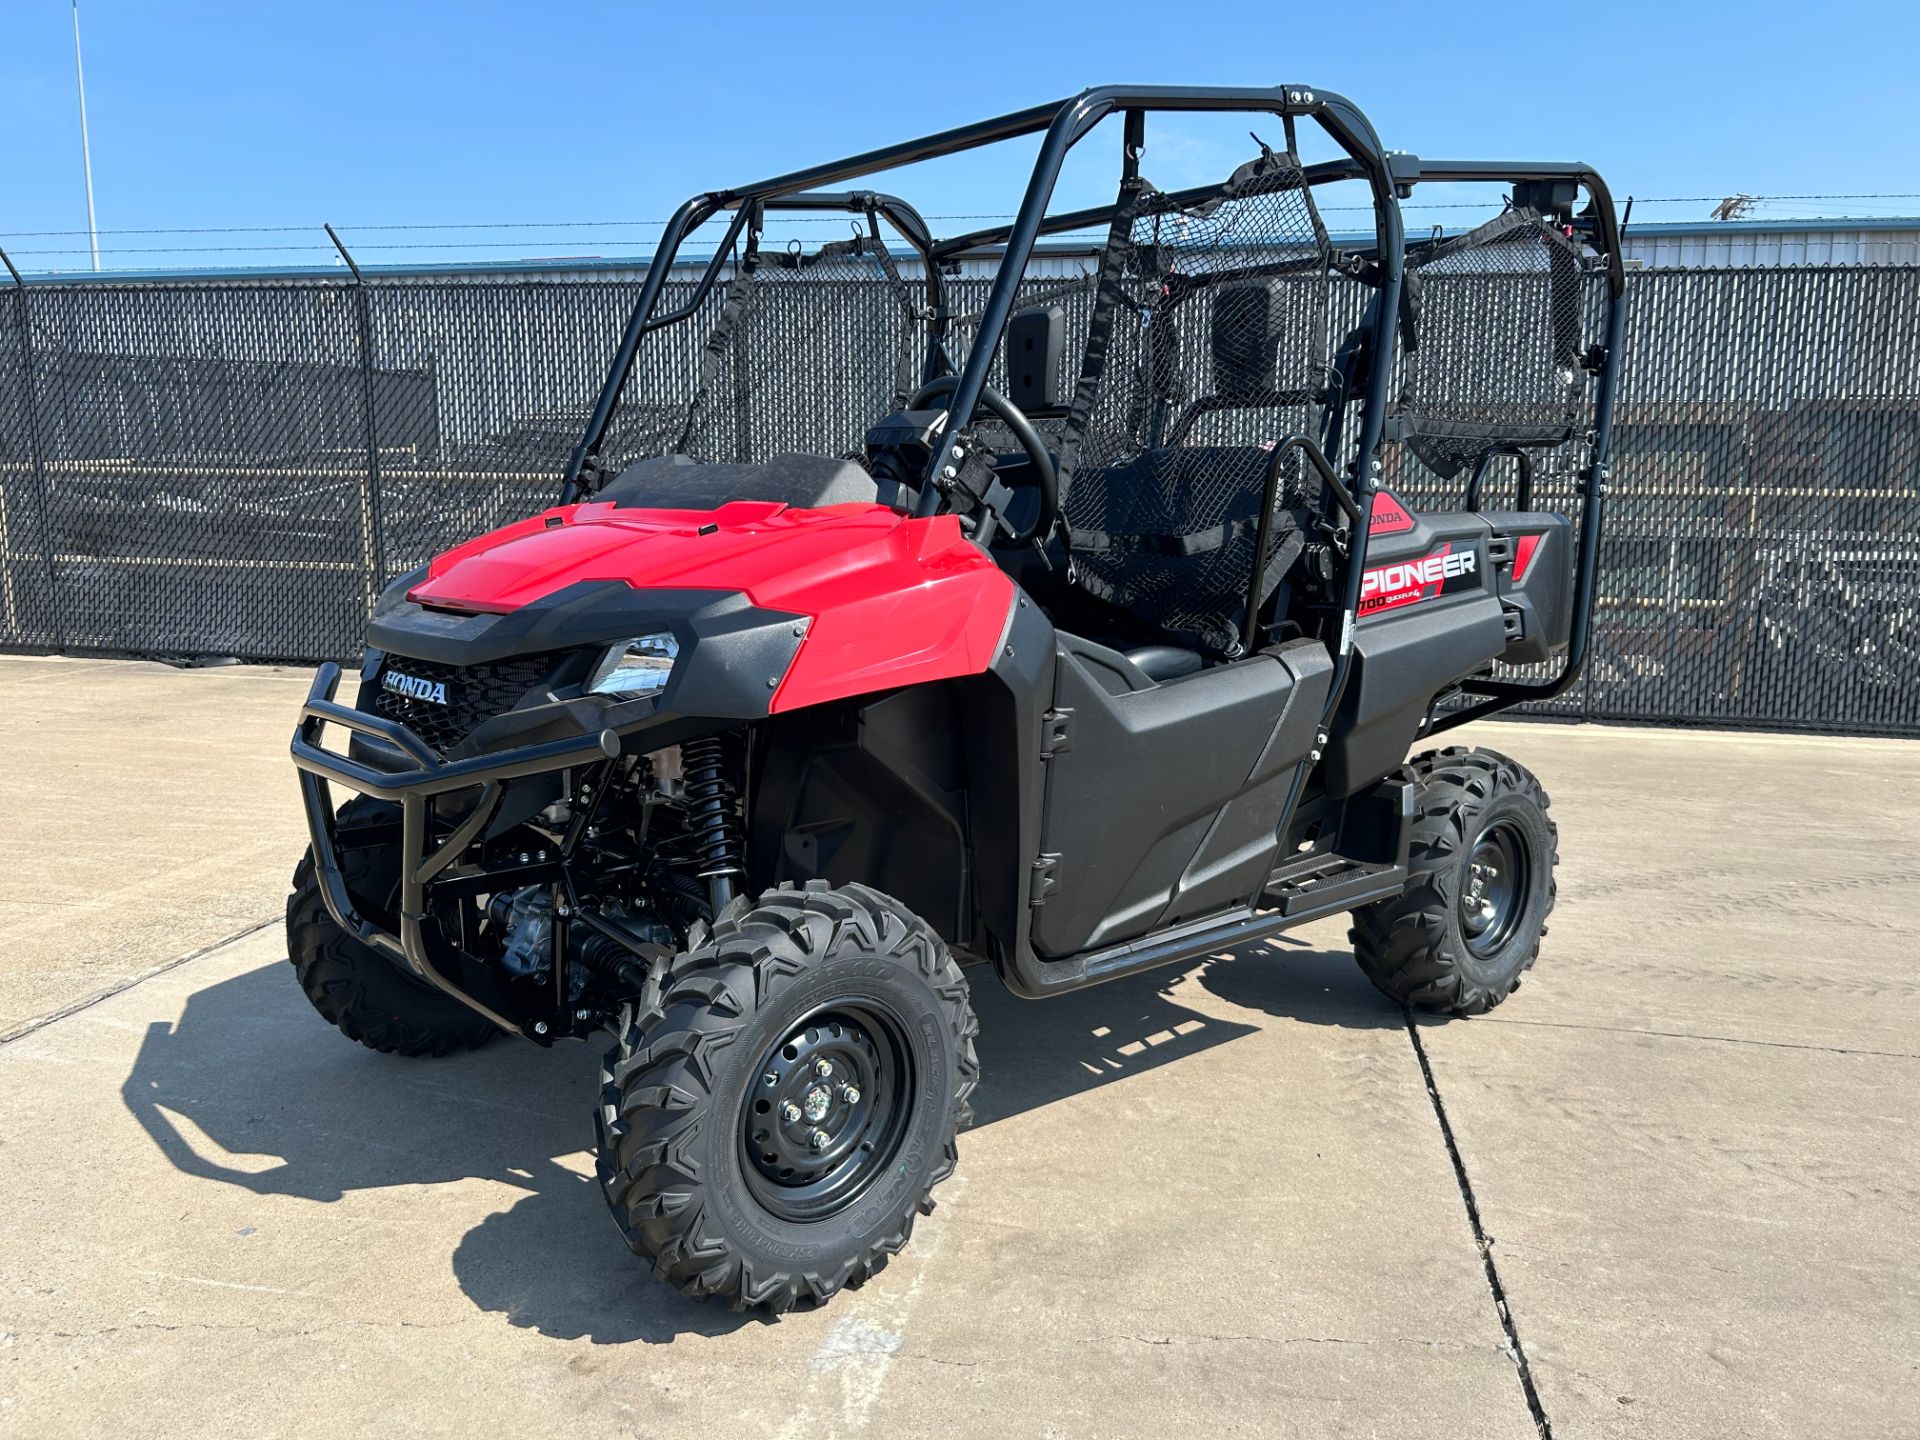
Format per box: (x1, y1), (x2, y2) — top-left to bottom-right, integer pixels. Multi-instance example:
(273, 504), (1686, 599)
(382, 669), (448, 705)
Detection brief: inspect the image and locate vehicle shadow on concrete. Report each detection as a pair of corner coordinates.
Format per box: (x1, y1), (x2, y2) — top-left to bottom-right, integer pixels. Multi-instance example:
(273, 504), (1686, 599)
(119, 938), (1398, 1343)
(965, 938), (1401, 1124)
(1190, 935), (1407, 1033)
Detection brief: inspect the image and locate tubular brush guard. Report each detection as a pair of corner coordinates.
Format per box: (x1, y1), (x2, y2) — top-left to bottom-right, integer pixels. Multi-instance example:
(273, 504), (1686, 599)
(290, 661), (619, 1040)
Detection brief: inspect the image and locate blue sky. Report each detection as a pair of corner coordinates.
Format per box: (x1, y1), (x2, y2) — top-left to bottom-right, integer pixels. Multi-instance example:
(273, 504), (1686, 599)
(4, 0), (1917, 274)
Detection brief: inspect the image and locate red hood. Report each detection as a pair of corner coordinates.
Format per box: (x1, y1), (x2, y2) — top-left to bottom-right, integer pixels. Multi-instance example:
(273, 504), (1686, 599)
(410, 501), (984, 612)
(406, 499), (1017, 713)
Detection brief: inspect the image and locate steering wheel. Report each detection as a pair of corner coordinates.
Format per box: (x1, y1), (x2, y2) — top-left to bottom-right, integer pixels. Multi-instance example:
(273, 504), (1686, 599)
(908, 377), (1060, 546)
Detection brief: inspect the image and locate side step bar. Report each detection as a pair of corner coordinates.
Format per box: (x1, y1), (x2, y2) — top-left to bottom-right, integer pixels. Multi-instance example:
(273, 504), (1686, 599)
(1261, 852), (1408, 916)
(1063, 856), (1407, 990)
(1002, 776), (1417, 999)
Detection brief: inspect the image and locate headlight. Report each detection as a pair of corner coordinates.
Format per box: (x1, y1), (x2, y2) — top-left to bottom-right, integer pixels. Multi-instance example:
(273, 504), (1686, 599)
(586, 632), (679, 697)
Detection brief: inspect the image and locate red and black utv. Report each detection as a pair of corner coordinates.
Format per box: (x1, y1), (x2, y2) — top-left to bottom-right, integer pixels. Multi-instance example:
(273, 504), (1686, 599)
(288, 85), (1626, 1311)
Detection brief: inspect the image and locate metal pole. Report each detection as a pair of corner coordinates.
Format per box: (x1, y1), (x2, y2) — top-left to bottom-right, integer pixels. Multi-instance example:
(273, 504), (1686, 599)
(325, 224), (387, 608)
(0, 248), (64, 647)
(71, 1), (101, 273)
(0, 249), (22, 638)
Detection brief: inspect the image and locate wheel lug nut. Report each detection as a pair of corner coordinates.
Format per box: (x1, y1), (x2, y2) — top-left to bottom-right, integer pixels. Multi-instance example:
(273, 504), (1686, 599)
(814, 1059), (833, 1078)
(840, 1084), (860, 1105)
(810, 1128), (830, 1151)
(780, 1100), (801, 1122)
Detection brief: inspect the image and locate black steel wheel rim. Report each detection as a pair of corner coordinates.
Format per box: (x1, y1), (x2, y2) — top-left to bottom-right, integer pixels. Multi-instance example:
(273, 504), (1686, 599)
(1460, 820), (1530, 958)
(739, 1000), (915, 1223)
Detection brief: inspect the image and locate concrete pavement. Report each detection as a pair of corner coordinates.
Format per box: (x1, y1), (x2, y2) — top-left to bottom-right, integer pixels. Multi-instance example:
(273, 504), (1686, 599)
(1414, 725), (1920, 1438)
(0, 655), (320, 1038)
(0, 655), (1914, 1438)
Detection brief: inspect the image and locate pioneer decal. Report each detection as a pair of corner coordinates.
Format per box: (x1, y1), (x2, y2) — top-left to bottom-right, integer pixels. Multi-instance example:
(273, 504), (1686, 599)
(1359, 544), (1478, 616)
(1369, 491), (1416, 535)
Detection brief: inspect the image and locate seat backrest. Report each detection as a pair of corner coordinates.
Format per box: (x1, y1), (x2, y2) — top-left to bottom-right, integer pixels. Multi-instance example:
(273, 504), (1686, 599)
(1052, 147), (1335, 655)
(1065, 446), (1308, 654)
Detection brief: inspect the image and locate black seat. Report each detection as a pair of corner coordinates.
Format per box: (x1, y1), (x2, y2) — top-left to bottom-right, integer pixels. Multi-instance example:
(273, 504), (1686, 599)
(1063, 446), (1310, 658)
(1123, 644), (1205, 682)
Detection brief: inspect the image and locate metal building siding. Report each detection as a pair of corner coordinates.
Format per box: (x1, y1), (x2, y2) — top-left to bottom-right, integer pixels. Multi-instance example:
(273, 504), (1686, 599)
(1623, 225), (1920, 269)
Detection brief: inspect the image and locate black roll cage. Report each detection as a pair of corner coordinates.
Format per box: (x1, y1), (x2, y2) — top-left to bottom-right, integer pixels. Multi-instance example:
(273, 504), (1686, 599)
(559, 83), (1628, 733)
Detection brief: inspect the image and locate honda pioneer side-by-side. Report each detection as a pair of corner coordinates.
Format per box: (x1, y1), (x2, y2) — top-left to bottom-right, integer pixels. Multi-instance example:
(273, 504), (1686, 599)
(288, 85), (1626, 1311)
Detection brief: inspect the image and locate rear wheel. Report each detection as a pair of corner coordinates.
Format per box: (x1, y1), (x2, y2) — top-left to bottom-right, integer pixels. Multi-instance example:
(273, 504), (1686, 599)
(595, 882), (977, 1312)
(1349, 747), (1558, 1015)
(286, 796), (498, 1057)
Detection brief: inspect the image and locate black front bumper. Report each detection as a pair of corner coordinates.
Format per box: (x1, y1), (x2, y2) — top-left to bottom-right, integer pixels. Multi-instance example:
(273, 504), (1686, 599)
(291, 661), (621, 1039)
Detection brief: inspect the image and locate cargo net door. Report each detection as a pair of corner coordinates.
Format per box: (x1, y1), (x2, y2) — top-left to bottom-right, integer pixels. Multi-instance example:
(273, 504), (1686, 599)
(1387, 205), (1612, 704)
(1059, 148), (1336, 656)
(673, 230), (929, 467)
(1389, 207), (1608, 503)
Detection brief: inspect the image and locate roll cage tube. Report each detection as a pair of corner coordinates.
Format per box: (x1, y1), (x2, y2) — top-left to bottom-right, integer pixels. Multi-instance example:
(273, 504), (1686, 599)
(927, 157), (1373, 262)
(906, 375), (1059, 546)
(565, 101), (1076, 499)
(569, 87), (1396, 509)
(902, 85), (1404, 744)
(937, 150), (1624, 731)
(562, 193), (724, 502)
(558, 97), (1076, 497)
(560, 189), (947, 503)
(560, 89), (1620, 736)
(567, 85), (1405, 732)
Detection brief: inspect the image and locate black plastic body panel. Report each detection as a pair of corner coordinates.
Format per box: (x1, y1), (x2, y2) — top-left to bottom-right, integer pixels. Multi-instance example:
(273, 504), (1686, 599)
(751, 686), (973, 946)
(958, 595), (1058, 967)
(1484, 509), (1573, 666)
(366, 578), (806, 723)
(1031, 634), (1332, 957)
(348, 576), (815, 848)
(1321, 509), (1507, 797)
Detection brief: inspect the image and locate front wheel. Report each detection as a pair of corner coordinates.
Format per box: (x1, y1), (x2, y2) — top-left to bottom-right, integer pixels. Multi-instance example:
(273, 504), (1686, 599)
(286, 796), (499, 1057)
(595, 882), (978, 1312)
(1350, 747), (1559, 1015)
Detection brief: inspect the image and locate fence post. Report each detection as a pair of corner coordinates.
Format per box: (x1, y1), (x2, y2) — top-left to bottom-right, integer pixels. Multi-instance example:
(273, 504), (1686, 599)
(0, 246), (64, 650)
(325, 224), (387, 612)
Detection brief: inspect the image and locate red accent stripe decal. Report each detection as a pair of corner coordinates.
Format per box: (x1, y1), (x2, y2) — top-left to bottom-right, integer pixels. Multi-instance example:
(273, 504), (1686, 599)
(1511, 533), (1542, 583)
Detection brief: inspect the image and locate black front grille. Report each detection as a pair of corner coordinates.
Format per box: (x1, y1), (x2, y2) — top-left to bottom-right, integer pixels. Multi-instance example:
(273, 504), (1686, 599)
(370, 651), (564, 754)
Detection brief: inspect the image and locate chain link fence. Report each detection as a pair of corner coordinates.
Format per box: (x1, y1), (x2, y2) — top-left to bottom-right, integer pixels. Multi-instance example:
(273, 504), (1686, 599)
(1, 263), (1915, 735)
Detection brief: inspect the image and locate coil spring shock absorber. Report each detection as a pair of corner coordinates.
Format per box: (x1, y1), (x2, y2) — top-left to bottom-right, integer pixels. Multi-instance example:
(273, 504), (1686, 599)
(682, 734), (744, 912)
